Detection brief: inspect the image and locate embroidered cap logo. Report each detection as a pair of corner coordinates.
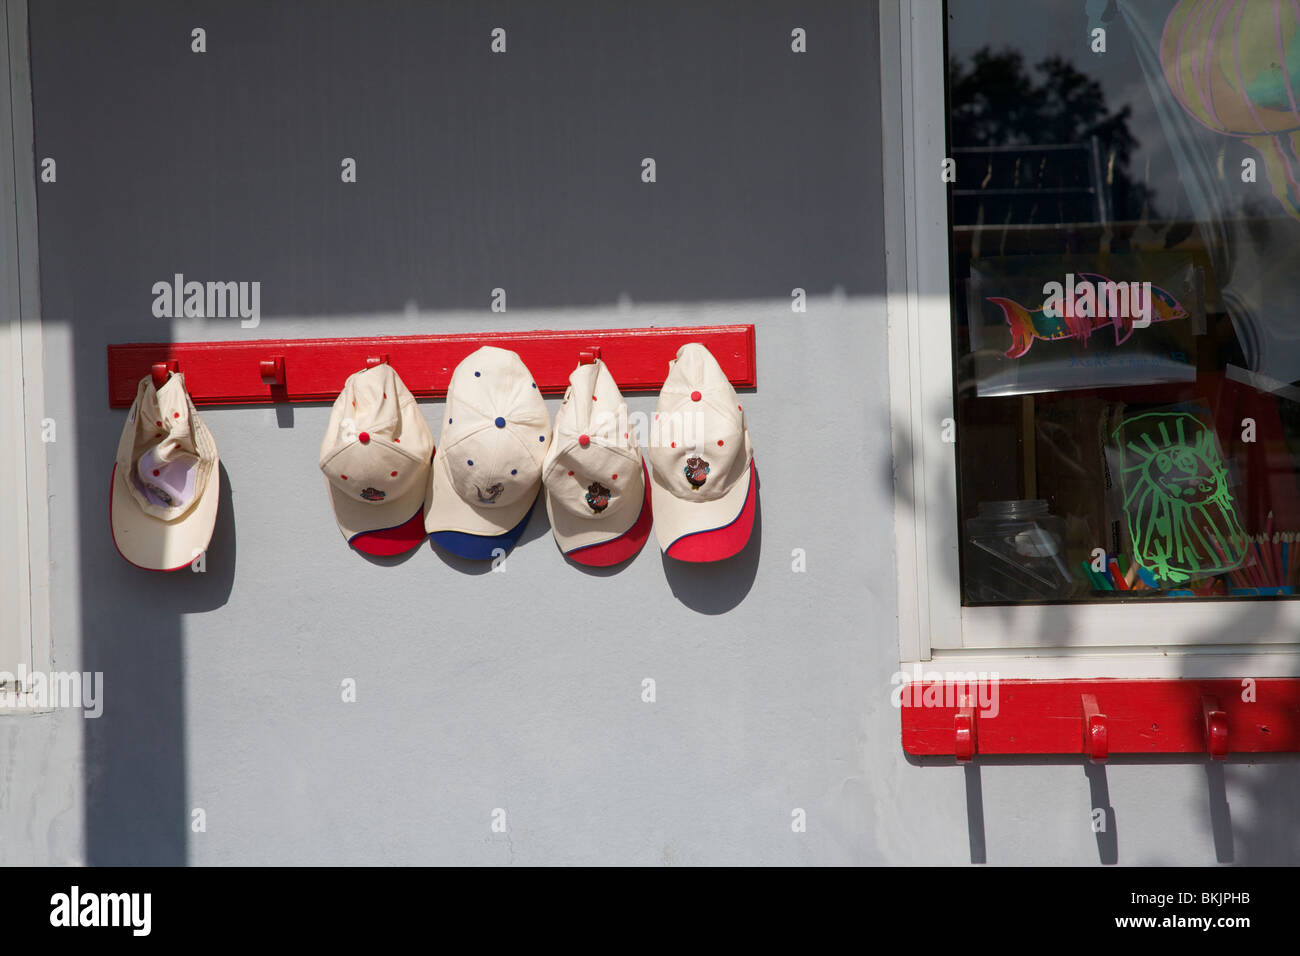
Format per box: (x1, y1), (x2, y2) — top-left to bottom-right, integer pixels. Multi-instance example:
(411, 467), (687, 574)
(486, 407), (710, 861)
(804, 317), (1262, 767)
(684, 457), (710, 489)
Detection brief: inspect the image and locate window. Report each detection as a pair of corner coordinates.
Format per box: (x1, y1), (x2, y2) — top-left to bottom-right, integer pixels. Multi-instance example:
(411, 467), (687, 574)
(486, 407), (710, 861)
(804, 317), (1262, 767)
(884, 0), (1300, 676)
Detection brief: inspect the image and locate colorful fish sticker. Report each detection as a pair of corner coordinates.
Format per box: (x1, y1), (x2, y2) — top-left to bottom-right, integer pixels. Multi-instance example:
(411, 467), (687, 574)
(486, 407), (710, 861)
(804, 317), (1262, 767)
(988, 273), (1189, 359)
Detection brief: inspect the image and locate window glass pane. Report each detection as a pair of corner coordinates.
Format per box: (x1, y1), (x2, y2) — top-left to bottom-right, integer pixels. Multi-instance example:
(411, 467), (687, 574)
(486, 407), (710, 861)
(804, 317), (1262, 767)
(946, 0), (1300, 604)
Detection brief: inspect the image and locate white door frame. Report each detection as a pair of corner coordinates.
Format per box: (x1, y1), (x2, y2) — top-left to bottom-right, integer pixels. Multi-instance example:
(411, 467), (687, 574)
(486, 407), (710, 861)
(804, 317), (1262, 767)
(1, 0), (52, 708)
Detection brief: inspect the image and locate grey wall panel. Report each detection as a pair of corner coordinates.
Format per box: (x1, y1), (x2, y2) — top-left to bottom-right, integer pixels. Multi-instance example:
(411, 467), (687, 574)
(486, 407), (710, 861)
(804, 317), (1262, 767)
(9, 0), (1296, 864)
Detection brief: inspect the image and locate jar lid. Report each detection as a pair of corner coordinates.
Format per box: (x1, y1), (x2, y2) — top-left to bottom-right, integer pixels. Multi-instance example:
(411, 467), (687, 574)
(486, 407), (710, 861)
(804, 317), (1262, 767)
(977, 499), (1050, 519)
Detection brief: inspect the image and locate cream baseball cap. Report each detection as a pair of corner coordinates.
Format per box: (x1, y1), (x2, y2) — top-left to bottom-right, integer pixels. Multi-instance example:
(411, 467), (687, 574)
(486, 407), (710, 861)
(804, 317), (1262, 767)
(424, 346), (552, 559)
(542, 359), (652, 566)
(110, 373), (220, 571)
(319, 364), (435, 556)
(646, 343), (757, 561)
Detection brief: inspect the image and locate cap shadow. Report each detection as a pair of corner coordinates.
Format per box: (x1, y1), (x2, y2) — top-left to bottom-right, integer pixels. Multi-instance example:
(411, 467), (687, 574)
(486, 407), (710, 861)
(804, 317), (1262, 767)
(660, 481), (762, 613)
(117, 459), (237, 610)
(353, 541), (424, 567)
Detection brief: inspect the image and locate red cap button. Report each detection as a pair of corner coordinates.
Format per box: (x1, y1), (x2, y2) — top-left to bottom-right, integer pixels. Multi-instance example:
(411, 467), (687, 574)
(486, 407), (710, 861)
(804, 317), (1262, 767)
(358, 432), (370, 444)
(691, 390), (702, 402)
(578, 434), (590, 448)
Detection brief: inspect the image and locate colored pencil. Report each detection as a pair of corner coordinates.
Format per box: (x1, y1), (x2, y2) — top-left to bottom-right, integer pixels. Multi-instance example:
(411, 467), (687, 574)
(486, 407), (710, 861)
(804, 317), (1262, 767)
(1248, 537), (1268, 587)
(1205, 529), (1246, 589)
(1264, 512), (1280, 584)
(1225, 529), (1252, 583)
(1252, 537), (1270, 586)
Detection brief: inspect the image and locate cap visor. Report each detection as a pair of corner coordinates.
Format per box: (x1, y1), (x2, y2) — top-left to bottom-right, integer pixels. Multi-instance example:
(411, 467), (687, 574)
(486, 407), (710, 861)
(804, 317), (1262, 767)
(653, 459), (757, 563)
(110, 461), (220, 571)
(326, 467), (429, 556)
(349, 508), (427, 556)
(548, 460), (652, 567)
(429, 496), (537, 560)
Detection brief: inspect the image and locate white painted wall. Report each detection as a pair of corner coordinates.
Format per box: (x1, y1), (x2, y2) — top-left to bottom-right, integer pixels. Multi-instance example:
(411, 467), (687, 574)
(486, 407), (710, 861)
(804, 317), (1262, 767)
(3, 0), (1296, 865)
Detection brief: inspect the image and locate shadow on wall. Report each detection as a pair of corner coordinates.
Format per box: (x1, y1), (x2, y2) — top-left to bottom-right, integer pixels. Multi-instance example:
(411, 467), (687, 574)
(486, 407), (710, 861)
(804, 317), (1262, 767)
(27, 0), (884, 862)
(86, 463), (236, 864)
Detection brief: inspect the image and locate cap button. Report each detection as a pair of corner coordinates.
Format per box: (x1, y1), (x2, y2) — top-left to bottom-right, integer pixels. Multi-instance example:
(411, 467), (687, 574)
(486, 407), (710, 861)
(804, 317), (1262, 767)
(690, 390), (702, 402)
(495, 416), (506, 428)
(358, 432), (370, 444)
(578, 434), (590, 448)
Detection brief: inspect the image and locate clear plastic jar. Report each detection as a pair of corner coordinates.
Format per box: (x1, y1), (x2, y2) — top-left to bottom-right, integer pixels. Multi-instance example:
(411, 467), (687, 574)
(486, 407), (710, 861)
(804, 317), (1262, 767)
(963, 499), (1073, 602)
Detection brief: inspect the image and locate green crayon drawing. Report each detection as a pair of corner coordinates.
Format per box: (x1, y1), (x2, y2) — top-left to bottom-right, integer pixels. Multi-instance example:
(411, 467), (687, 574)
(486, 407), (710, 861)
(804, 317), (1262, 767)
(1113, 412), (1246, 583)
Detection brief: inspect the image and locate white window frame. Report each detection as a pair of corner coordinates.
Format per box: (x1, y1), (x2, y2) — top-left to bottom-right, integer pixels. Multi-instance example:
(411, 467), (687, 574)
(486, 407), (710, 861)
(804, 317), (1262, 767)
(1, 0), (53, 710)
(881, 0), (1300, 680)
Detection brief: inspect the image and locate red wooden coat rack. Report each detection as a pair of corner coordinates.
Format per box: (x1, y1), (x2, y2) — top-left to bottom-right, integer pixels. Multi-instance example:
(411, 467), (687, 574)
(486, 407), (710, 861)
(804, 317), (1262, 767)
(106, 324), (757, 408)
(901, 678), (1300, 760)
